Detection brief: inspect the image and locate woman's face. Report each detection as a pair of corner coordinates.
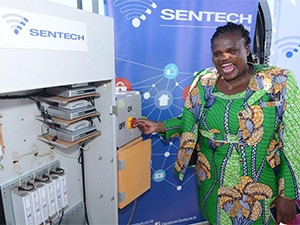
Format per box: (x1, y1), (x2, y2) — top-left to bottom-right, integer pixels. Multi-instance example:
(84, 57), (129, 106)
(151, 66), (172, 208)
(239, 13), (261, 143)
(211, 32), (250, 81)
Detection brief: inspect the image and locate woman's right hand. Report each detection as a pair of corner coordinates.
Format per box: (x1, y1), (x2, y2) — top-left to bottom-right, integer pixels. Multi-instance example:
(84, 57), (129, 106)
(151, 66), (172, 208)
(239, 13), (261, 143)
(136, 118), (166, 135)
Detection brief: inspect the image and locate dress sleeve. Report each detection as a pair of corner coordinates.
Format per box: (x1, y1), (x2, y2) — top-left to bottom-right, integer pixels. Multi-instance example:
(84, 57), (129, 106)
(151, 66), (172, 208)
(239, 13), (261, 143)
(163, 71), (204, 140)
(169, 72), (205, 179)
(163, 116), (182, 140)
(278, 70), (300, 199)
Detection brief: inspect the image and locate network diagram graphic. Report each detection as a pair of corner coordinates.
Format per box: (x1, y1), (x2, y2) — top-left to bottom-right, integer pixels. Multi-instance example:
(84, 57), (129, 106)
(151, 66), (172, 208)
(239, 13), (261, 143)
(116, 57), (197, 191)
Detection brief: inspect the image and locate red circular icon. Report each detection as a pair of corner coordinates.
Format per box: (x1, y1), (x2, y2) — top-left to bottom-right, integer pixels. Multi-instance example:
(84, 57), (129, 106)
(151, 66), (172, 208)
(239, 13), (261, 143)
(115, 78), (132, 91)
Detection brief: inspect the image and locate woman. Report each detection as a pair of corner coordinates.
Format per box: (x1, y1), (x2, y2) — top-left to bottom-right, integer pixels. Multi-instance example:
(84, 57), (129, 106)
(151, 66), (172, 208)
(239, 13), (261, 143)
(137, 22), (300, 225)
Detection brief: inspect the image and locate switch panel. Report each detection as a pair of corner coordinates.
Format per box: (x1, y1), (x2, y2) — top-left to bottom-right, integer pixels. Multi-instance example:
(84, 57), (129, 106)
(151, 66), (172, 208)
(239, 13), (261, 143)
(116, 91), (142, 148)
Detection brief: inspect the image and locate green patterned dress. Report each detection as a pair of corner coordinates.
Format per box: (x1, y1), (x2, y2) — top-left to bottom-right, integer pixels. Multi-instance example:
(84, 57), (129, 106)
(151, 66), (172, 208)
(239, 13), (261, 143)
(163, 64), (300, 225)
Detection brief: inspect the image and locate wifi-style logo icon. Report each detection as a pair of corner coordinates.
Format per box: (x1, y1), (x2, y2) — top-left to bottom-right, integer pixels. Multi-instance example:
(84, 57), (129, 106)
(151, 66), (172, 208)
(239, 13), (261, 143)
(274, 36), (300, 58)
(2, 13), (29, 35)
(113, 0), (157, 28)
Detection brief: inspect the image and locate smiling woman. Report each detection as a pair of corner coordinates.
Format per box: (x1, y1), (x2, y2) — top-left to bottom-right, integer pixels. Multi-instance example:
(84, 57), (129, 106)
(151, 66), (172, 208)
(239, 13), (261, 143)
(212, 24), (253, 95)
(137, 22), (300, 225)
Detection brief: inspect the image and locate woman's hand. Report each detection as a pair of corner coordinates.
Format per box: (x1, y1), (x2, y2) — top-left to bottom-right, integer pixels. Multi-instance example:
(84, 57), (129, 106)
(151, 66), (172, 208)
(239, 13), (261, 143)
(136, 118), (166, 135)
(271, 195), (296, 225)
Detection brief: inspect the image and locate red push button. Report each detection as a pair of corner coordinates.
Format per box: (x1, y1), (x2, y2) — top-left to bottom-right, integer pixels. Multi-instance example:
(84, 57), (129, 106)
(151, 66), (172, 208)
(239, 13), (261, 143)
(127, 117), (137, 129)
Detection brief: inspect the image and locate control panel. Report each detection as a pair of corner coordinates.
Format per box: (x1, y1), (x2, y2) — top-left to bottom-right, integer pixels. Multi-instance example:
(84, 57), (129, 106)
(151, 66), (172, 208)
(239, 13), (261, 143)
(115, 91), (142, 148)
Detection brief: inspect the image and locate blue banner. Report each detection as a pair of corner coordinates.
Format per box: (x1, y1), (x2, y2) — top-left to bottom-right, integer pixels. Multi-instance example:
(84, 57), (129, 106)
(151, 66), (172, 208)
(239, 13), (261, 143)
(105, 1), (258, 224)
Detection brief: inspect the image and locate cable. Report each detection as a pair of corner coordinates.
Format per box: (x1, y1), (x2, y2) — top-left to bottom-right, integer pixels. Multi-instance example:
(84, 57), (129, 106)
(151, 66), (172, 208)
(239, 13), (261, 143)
(54, 143), (88, 160)
(54, 148), (81, 159)
(12, 147), (53, 176)
(49, 210), (62, 224)
(50, 167), (65, 175)
(18, 181), (35, 192)
(58, 209), (64, 225)
(127, 199), (137, 225)
(37, 102), (54, 126)
(34, 174), (50, 183)
(41, 123), (50, 141)
(79, 143), (90, 152)
(78, 142), (90, 225)
(87, 97), (101, 123)
(42, 174), (50, 181)
(12, 160), (23, 175)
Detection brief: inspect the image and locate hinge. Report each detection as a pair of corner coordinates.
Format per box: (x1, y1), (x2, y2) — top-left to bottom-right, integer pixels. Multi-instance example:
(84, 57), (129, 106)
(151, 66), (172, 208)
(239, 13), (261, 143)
(119, 192), (125, 203)
(149, 160), (152, 169)
(110, 105), (117, 115)
(118, 160), (125, 171)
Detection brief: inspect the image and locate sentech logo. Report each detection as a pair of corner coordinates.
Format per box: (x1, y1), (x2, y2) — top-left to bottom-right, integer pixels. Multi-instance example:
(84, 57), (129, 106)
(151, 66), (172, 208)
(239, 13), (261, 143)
(2, 13), (29, 35)
(29, 28), (85, 41)
(160, 8), (252, 28)
(114, 0), (157, 28)
(0, 7), (87, 51)
(113, 1), (252, 30)
(2, 12), (85, 41)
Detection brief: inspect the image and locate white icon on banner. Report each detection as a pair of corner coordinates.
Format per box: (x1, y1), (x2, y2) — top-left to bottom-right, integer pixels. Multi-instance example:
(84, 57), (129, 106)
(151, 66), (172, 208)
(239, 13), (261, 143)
(154, 173), (163, 179)
(166, 66), (176, 76)
(164, 63), (178, 79)
(113, 0), (157, 28)
(143, 92), (150, 99)
(158, 94), (169, 106)
(154, 90), (173, 110)
(153, 169), (165, 182)
(115, 81), (127, 92)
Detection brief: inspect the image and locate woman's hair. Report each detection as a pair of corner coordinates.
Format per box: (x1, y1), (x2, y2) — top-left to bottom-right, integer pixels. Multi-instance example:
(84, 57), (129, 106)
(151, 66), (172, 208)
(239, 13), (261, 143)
(210, 22), (254, 63)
